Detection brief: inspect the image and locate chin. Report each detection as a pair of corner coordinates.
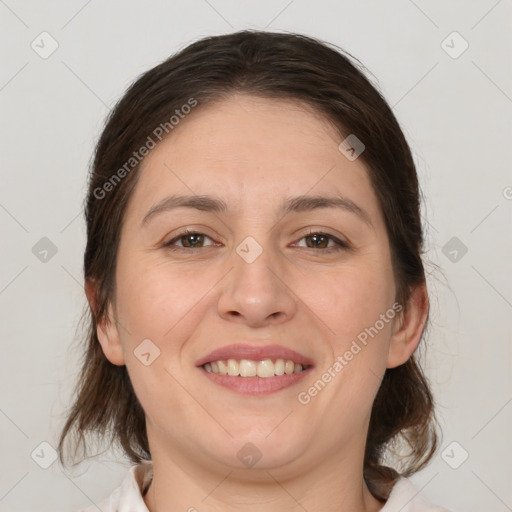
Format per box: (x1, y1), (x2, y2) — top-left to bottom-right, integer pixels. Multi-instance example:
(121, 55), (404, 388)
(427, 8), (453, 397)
(210, 429), (308, 472)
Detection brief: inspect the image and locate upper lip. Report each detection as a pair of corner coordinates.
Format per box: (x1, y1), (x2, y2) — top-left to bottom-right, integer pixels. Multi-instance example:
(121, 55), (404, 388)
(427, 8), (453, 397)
(196, 343), (314, 367)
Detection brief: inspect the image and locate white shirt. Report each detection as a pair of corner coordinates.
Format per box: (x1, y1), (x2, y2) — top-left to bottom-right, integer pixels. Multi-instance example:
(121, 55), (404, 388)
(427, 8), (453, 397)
(76, 461), (454, 511)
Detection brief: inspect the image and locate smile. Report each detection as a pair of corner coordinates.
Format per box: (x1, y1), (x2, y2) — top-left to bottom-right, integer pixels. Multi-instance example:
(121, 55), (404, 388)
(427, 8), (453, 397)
(203, 358), (309, 377)
(196, 343), (314, 394)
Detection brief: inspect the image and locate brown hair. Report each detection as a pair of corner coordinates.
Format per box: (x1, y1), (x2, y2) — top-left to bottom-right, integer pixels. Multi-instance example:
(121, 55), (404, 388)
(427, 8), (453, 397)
(59, 30), (437, 500)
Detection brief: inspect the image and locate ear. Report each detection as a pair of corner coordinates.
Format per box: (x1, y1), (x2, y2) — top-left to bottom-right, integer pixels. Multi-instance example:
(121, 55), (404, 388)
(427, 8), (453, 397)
(386, 282), (429, 369)
(85, 278), (125, 366)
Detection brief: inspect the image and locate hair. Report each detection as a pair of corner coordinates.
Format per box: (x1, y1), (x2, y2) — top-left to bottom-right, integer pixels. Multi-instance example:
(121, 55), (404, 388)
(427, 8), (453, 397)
(58, 30), (437, 500)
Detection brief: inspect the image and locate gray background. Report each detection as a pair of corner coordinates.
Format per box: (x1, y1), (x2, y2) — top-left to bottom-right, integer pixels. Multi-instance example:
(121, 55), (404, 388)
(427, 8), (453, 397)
(1, 1), (511, 511)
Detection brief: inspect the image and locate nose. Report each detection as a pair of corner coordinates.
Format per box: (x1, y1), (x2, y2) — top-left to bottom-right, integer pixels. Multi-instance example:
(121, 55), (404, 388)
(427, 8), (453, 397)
(217, 243), (298, 328)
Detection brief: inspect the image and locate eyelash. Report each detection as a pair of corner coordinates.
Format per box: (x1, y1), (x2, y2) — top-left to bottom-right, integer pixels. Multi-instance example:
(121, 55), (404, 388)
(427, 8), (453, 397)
(163, 229), (349, 253)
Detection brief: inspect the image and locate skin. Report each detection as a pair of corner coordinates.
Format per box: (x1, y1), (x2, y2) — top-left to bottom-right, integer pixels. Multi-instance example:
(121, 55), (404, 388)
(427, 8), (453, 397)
(87, 94), (428, 512)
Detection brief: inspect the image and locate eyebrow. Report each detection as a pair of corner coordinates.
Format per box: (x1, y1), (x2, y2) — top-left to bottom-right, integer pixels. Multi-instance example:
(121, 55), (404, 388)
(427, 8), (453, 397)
(141, 193), (373, 229)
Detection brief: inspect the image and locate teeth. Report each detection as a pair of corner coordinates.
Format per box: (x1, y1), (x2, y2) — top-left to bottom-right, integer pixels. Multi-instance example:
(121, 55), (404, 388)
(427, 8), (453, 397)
(227, 359), (239, 376)
(203, 358), (307, 377)
(239, 359), (257, 377)
(257, 359), (274, 378)
(217, 360), (228, 375)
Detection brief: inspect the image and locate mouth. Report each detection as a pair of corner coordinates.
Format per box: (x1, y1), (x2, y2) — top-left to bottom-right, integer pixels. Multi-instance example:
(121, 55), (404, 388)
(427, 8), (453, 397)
(202, 358), (310, 377)
(196, 344), (314, 395)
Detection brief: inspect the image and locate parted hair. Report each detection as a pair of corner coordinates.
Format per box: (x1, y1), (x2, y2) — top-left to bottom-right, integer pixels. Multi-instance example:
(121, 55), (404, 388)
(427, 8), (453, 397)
(59, 30), (437, 500)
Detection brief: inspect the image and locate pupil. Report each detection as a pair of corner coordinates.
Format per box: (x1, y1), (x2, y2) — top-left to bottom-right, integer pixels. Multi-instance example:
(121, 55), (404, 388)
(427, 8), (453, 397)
(184, 233), (202, 247)
(308, 234), (327, 248)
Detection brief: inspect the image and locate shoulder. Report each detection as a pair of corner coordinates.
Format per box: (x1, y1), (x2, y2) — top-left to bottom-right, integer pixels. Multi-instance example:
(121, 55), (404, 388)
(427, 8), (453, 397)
(382, 477), (456, 512)
(74, 462), (153, 512)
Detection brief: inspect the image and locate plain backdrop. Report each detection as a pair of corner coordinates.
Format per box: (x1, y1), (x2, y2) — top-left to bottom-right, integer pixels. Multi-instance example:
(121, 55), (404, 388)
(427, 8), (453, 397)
(1, 1), (511, 511)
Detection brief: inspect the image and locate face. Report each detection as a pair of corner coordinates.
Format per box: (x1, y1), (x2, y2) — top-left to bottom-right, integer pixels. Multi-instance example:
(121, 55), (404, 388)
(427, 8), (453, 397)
(96, 94), (421, 478)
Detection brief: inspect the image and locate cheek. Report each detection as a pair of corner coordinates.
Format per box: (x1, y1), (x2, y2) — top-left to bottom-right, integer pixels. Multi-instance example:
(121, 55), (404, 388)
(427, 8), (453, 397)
(115, 260), (212, 346)
(115, 263), (210, 424)
(113, 260), (221, 404)
(297, 258), (396, 345)
(295, 256), (396, 418)
(298, 267), (395, 434)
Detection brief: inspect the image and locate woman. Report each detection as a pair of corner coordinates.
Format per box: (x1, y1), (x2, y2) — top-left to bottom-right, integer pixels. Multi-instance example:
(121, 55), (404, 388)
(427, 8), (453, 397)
(60, 30), (452, 511)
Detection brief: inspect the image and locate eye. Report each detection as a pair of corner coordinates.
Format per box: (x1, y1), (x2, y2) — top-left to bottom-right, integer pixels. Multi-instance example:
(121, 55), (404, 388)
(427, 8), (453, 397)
(164, 230), (216, 250)
(293, 231), (348, 252)
(163, 229), (349, 252)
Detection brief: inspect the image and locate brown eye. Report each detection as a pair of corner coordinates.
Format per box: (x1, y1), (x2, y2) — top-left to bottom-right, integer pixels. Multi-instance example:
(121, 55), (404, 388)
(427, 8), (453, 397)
(164, 231), (215, 250)
(305, 233), (329, 249)
(294, 231), (348, 252)
(179, 233), (205, 248)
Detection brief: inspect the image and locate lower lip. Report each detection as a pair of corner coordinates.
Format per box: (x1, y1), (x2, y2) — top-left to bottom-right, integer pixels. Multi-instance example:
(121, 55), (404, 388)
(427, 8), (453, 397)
(200, 367), (312, 395)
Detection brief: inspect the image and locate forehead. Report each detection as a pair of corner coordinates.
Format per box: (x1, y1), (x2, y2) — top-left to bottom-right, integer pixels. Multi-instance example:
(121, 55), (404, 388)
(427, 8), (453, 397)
(124, 94), (383, 226)
(162, 94), (342, 168)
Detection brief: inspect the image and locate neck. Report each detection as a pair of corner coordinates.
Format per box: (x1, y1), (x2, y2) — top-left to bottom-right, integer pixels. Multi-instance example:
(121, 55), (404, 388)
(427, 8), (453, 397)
(143, 434), (384, 512)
